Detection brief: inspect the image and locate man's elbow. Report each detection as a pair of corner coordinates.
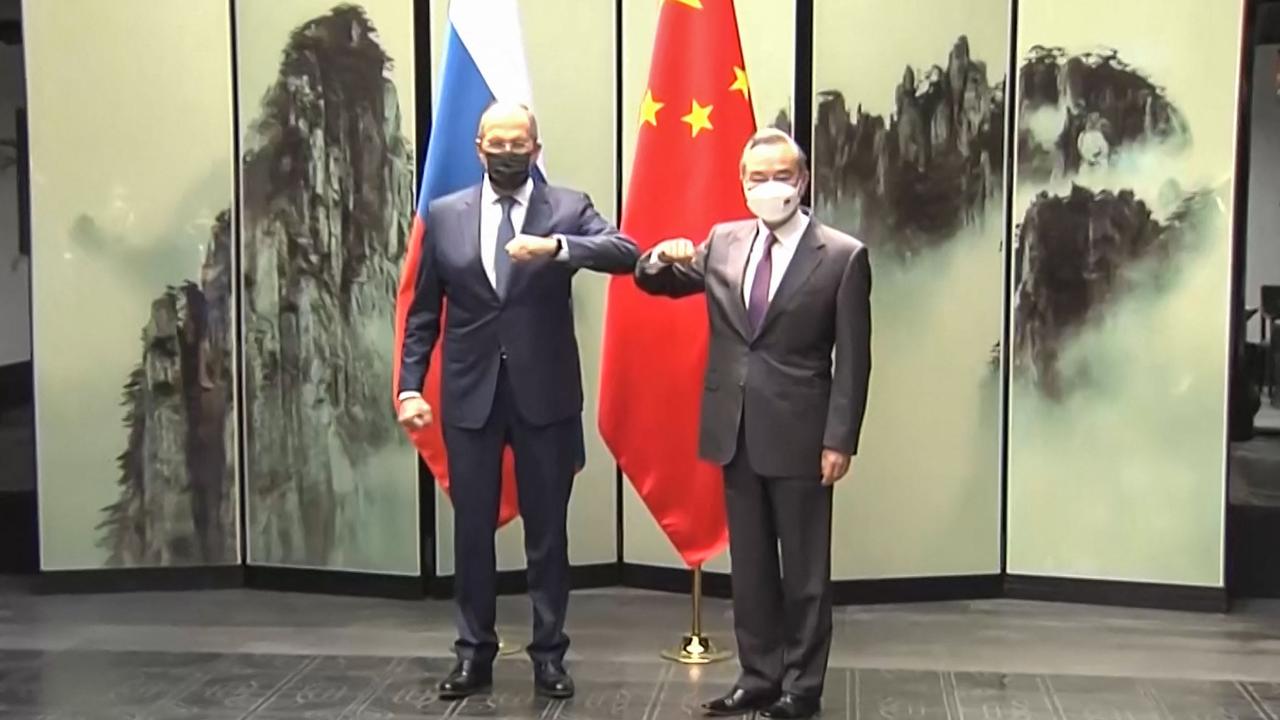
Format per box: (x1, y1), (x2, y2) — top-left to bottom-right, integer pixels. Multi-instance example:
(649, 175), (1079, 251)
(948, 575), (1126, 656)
(632, 269), (672, 297)
(632, 270), (658, 294)
(608, 235), (641, 272)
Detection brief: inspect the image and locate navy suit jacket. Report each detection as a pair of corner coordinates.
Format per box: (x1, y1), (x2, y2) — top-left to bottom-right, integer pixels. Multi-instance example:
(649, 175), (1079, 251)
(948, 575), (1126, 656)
(399, 182), (639, 430)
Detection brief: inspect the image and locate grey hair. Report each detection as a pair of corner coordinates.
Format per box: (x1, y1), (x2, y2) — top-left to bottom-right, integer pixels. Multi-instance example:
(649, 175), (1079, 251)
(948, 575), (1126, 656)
(739, 128), (807, 176)
(476, 100), (540, 142)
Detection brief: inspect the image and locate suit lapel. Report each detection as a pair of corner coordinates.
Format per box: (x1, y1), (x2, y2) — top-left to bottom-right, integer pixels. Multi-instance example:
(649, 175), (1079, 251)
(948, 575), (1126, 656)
(723, 223), (754, 340)
(461, 185), (499, 302)
(756, 218), (825, 339)
(520, 183), (553, 237)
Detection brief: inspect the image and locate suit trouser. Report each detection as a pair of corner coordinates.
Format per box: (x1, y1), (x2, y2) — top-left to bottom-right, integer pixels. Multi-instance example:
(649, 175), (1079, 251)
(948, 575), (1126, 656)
(724, 422), (834, 699)
(442, 361), (576, 665)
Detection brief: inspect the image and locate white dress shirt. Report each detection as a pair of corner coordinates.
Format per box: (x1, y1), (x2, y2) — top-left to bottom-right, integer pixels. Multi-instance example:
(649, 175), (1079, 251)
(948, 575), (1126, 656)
(480, 177), (533, 289)
(742, 210), (809, 304)
(479, 176), (570, 288)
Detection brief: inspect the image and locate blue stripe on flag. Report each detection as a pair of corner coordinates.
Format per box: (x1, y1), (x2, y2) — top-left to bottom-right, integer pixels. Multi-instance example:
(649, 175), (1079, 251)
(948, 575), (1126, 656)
(417, 26), (494, 216)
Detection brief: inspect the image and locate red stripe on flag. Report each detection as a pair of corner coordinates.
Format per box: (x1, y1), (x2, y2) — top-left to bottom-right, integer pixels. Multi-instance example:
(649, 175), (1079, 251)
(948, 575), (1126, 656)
(394, 216), (520, 527)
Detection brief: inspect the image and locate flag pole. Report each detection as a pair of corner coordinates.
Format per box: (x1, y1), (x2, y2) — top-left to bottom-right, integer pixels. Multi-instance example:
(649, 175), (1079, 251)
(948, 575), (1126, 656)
(660, 565), (734, 664)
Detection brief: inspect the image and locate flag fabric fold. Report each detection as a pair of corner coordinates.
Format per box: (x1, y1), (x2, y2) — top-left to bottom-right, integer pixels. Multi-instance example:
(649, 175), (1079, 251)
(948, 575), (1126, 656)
(393, 0), (540, 527)
(599, 0), (757, 567)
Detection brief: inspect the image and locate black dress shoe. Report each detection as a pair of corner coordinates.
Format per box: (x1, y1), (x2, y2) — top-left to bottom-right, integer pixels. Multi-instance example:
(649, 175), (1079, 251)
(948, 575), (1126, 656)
(533, 661), (575, 699)
(437, 660), (492, 699)
(761, 693), (821, 719)
(701, 687), (779, 716)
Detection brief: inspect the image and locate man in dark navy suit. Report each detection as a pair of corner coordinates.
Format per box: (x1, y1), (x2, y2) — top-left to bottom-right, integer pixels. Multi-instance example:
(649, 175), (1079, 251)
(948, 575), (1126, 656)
(397, 102), (638, 700)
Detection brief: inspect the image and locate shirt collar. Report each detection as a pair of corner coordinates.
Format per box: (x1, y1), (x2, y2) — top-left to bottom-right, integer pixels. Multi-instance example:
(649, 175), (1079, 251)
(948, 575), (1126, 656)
(756, 208), (810, 250)
(482, 176), (534, 207)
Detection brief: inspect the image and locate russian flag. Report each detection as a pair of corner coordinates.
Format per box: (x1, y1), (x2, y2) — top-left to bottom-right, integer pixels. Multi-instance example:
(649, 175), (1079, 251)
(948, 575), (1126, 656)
(392, 0), (537, 528)
(416, 0), (542, 207)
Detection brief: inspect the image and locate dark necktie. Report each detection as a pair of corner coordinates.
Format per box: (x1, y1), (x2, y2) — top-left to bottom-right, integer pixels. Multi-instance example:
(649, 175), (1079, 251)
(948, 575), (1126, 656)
(494, 195), (516, 297)
(746, 232), (777, 332)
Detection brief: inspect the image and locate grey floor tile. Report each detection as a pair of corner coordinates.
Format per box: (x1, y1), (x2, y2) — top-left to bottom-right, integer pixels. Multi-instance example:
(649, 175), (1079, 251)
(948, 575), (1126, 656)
(308, 655), (401, 676)
(448, 690), (557, 720)
(645, 679), (716, 719)
(563, 661), (666, 684)
(349, 673), (453, 719)
(553, 680), (662, 720)
(250, 670), (383, 718)
(1044, 676), (1165, 720)
(3, 714), (150, 720)
(219, 654), (315, 673)
(153, 668), (299, 718)
(392, 657), (457, 678)
(0, 649), (50, 666)
(951, 672), (1058, 720)
(855, 669), (953, 720)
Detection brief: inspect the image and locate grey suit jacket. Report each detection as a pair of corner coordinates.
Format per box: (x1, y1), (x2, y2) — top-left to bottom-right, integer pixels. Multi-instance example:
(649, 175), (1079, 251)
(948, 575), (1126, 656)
(635, 214), (872, 478)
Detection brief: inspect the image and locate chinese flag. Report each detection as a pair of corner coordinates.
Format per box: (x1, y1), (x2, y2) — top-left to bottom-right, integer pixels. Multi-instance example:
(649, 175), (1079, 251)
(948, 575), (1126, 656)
(599, 0), (755, 567)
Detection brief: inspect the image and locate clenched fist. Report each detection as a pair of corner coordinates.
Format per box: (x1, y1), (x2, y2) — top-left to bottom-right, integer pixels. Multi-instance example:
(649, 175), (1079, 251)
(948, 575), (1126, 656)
(652, 238), (696, 265)
(505, 234), (559, 262)
(398, 396), (433, 430)
(820, 449), (851, 486)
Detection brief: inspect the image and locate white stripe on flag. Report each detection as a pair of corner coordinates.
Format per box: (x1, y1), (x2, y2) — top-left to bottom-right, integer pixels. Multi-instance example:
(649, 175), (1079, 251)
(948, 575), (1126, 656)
(449, 0), (535, 108)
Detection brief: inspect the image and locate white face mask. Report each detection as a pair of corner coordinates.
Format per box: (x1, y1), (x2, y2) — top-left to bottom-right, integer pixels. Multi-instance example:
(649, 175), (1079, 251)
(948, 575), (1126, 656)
(744, 180), (801, 225)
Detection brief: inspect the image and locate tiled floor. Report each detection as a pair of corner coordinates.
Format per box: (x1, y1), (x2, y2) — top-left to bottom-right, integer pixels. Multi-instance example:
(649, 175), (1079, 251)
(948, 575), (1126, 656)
(5, 585), (1280, 718)
(5, 648), (1280, 720)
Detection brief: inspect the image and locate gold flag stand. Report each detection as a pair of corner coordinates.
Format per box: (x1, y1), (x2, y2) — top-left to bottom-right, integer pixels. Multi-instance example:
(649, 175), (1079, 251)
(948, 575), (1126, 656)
(660, 566), (734, 664)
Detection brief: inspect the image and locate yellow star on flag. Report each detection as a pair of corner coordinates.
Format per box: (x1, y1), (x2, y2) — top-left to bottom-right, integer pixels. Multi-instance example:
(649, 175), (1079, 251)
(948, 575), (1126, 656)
(639, 89), (664, 127)
(662, 0), (703, 7)
(729, 67), (750, 101)
(681, 99), (713, 137)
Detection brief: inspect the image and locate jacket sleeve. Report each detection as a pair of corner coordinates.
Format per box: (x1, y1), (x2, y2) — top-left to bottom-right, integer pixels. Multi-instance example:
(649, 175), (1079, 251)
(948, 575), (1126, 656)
(633, 228), (712, 299)
(559, 192), (640, 274)
(824, 245), (872, 455)
(397, 209), (442, 396)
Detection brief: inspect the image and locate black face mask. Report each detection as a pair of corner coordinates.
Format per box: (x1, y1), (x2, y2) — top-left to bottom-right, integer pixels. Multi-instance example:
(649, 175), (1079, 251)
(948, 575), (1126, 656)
(485, 151), (533, 192)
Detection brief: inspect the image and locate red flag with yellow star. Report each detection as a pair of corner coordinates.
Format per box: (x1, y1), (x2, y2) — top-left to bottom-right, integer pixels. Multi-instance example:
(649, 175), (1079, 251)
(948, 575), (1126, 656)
(599, 0), (755, 567)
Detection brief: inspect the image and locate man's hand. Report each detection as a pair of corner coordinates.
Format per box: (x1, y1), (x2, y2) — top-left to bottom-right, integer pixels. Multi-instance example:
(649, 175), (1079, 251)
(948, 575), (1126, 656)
(506, 234), (560, 262)
(820, 449), (851, 486)
(398, 396), (433, 430)
(652, 238), (696, 264)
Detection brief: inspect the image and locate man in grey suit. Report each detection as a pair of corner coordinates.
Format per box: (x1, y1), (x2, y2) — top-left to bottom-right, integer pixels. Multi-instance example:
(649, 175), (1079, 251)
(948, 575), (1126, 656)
(635, 128), (872, 720)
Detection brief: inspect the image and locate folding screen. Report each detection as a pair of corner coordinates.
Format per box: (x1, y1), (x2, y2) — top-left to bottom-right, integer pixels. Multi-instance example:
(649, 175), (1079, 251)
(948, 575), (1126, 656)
(1005, 0), (1242, 586)
(811, 0), (1010, 579)
(28, 0), (240, 570)
(236, 0), (420, 575)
